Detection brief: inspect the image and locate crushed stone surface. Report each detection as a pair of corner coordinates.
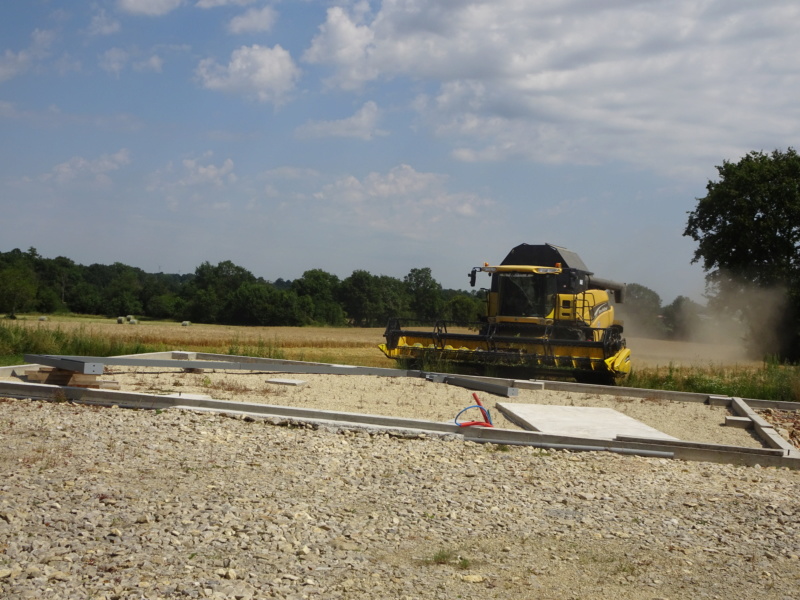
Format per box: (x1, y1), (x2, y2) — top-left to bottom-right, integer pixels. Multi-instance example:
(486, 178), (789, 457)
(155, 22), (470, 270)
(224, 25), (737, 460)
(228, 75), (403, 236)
(1, 370), (800, 599)
(110, 368), (764, 447)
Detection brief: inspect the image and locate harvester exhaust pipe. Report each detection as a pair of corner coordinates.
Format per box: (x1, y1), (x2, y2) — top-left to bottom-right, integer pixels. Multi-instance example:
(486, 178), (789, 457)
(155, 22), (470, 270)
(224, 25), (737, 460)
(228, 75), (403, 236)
(589, 277), (626, 304)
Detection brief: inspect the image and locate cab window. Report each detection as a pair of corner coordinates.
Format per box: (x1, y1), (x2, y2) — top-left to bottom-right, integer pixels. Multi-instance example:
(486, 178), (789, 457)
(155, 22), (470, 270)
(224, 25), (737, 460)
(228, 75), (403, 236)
(498, 274), (556, 317)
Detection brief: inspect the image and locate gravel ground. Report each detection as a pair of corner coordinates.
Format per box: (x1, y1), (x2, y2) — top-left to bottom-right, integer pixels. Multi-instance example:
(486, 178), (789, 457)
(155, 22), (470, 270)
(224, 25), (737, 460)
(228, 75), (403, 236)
(110, 368), (764, 448)
(2, 370), (800, 599)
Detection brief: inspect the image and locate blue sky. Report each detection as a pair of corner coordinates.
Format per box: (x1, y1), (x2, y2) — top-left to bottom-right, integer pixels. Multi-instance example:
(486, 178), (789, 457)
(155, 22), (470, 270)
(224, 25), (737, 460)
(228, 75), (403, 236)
(2, 1), (799, 304)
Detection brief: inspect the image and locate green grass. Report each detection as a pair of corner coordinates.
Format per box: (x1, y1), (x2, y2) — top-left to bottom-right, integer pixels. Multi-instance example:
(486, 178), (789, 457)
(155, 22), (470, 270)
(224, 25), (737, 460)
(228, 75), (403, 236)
(626, 359), (800, 402)
(430, 548), (455, 564)
(0, 320), (164, 365)
(424, 548), (472, 569)
(226, 336), (286, 360)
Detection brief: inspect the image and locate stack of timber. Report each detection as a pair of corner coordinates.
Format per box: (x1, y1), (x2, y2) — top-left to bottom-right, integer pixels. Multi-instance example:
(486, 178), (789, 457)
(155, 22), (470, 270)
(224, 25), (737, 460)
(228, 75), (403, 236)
(24, 367), (120, 390)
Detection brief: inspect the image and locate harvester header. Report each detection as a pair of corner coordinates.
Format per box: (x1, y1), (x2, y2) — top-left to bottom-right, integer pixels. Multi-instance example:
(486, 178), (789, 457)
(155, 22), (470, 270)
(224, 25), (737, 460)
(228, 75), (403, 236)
(379, 243), (631, 384)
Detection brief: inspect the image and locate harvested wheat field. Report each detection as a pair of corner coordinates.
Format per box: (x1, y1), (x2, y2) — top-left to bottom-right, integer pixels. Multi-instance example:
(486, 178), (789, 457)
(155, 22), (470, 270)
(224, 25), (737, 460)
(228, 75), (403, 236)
(10, 319), (395, 367)
(2, 324), (800, 599)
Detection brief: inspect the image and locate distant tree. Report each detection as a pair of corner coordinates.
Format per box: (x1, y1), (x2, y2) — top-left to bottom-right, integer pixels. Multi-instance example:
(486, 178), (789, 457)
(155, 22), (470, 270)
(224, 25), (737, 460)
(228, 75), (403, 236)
(338, 270), (383, 326)
(374, 275), (411, 324)
(104, 291), (143, 318)
(291, 269), (346, 326)
(194, 261), (256, 298)
(0, 247), (47, 316)
(272, 278), (293, 291)
(684, 148), (800, 359)
(444, 294), (483, 324)
(68, 282), (104, 315)
(147, 293), (183, 320)
(661, 296), (704, 341)
(47, 256), (79, 306)
(180, 260), (257, 324)
(403, 267), (443, 321)
(139, 272), (181, 317)
(0, 248), (27, 270)
(617, 283), (665, 338)
(0, 265), (37, 316)
(35, 286), (63, 313)
(225, 283), (304, 326)
(185, 289), (216, 323)
(101, 263), (144, 317)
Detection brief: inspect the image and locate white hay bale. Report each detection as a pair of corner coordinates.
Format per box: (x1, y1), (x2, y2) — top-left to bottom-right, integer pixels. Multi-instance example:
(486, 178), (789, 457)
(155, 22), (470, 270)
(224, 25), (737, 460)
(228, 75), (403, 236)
(117, 317), (125, 324)
(181, 321), (191, 327)
(128, 319), (138, 325)
(38, 316), (47, 321)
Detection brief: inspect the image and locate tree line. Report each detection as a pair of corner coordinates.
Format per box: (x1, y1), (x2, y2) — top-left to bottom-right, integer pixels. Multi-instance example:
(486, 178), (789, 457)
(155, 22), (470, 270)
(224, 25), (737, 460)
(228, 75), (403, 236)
(0, 248), (485, 327)
(0, 246), (703, 338)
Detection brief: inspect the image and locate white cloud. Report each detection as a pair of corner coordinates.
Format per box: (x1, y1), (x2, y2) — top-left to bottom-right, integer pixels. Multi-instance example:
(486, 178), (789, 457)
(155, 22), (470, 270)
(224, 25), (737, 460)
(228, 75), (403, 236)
(145, 153), (237, 211)
(99, 47), (129, 77)
(42, 149), (131, 186)
(313, 164), (492, 234)
(148, 151), (236, 193)
(117, 0), (185, 16)
(196, 44), (300, 104)
(0, 28), (55, 83)
(0, 102), (141, 132)
(55, 53), (82, 75)
(304, 1), (800, 176)
(196, 0), (256, 7)
(179, 155), (236, 187)
(0, 49), (32, 83)
(88, 9), (121, 35)
(99, 47), (165, 76)
(227, 6), (277, 34)
(295, 101), (387, 140)
(263, 166), (319, 180)
(134, 55), (164, 72)
(303, 6), (376, 90)
(0, 101), (17, 118)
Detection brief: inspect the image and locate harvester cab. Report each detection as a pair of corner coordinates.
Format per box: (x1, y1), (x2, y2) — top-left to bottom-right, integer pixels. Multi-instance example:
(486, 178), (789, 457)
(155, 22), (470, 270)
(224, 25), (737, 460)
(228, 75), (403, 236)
(379, 243), (631, 384)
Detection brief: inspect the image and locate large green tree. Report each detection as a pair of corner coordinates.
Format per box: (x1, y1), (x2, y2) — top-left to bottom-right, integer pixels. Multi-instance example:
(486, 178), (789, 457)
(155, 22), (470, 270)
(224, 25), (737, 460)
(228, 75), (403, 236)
(338, 270), (383, 326)
(0, 265), (37, 316)
(684, 148), (800, 359)
(291, 269), (346, 326)
(403, 267), (443, 321)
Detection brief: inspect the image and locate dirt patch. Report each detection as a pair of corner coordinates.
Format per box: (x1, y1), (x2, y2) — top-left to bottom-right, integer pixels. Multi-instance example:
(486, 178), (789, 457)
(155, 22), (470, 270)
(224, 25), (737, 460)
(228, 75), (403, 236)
(627, 336), (759, 368)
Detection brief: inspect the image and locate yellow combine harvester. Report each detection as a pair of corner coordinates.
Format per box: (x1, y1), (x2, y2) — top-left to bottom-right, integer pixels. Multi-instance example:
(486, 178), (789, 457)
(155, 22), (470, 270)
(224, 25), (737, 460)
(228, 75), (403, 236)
(379, 243), (631, 384)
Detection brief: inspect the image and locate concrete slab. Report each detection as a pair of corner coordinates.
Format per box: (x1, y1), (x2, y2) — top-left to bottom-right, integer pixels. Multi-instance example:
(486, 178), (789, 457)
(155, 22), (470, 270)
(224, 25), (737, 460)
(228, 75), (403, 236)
(725, 416), (752, 429)
(444, 376), (518, 397)
(267, 378), (307, 387)
(497, 403), (679, 441)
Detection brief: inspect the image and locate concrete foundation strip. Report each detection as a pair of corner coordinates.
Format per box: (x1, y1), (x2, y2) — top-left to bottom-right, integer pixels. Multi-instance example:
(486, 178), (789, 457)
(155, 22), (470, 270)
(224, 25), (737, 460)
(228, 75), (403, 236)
(1, 377), (799, 469)
(724, 416), (753, 428)
(706, 395), (799, 455)
(4, 351), (799, 467)
(22, 353), (422, 378)
(22, 354), (519, 397)
(443, 376), (519, 397)
(730, 396), (798, 453)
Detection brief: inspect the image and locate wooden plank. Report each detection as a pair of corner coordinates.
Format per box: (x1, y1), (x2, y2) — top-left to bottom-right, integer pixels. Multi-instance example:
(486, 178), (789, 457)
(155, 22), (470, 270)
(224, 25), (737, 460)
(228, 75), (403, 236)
(22, 367), (118, 390)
